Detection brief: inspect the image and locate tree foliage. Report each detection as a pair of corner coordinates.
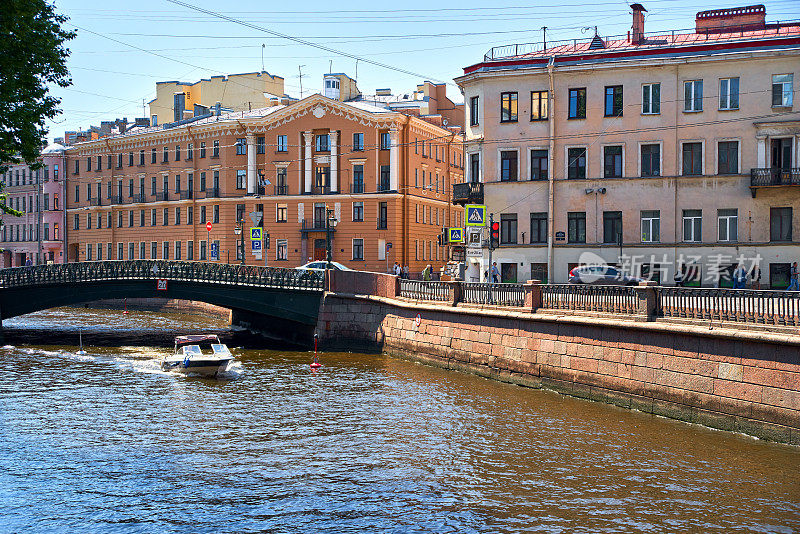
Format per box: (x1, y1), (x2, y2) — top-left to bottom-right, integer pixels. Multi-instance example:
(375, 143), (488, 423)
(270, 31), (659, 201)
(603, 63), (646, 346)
(0, 0), (75, 172)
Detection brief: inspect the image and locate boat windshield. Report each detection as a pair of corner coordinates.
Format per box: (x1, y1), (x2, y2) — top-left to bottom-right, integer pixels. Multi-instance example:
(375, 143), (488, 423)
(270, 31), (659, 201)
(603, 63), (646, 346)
(183, 345), (203, 355)
(211, 344), (231, 355)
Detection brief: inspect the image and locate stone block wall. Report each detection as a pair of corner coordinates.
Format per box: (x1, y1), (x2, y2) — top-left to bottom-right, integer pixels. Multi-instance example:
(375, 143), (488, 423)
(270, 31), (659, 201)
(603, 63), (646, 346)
(317, 293), (800, 444)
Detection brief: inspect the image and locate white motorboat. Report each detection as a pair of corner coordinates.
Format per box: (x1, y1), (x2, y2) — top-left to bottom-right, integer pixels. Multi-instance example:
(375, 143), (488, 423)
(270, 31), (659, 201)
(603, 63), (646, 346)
(161, 335), (234, 377)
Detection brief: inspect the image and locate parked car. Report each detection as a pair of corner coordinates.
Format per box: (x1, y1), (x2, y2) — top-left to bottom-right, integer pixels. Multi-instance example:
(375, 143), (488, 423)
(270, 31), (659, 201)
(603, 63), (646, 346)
(568, 265), (643, 285)
(295, 261), (351, 272)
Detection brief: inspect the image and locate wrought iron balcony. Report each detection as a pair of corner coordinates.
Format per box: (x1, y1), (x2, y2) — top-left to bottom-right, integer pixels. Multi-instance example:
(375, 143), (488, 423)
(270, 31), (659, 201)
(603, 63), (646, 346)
(749, 168), (800, 197)
(180, 191), (193, 200)
(206, 187), (220, 198)
(350, 182), (364, 194)
(311, 185), (331, 195)
(452, 181), (484, 205)
(110, 195), (124, 205)
(155, 192), (169, 201)
(132, 194), (145, 203)
(377, 178), (391, 192)
(274, 184), (288, 196)
(89, 198), (101, 206)
(300, 218), (332, 232)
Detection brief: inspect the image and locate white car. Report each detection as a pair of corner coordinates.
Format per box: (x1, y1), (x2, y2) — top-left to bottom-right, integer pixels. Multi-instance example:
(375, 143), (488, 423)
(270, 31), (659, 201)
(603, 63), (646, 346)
(295, 261), (352, 272)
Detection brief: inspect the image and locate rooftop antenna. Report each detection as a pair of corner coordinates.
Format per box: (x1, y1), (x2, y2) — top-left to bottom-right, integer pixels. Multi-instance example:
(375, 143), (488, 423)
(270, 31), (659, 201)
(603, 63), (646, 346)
(355, 59), (358, 81)
(541, 26), (547, 50)
(298, 65), (306, 98)
(329, 60), (332, 74)
(261, 43), (265, 71)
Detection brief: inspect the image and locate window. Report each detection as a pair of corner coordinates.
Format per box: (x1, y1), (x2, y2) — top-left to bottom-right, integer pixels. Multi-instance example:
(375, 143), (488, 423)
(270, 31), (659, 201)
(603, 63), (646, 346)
(139, 210), (145, 227)
(603, 146), (623, 178)
(640, 144), (660, 177)
(187, 143), (193, 160)
(276, 240), (288, 261)
(770, 207), (792, 242)
(469, 96), (479, 126)
(86, 157), (91, 172)
(187, 206), (193, 224)
(151, 148), (157, 164)
(316, 134), (330, 152)
(352, 238), (364, 260)
(469, 153), (480, 183)
(200, 206), (206, 224)
(684, 80), (703, 112)
(500, 214), (517, 244)
(163, 242), (169, 260)
(87, 213), (92, 229)
(235, 138), (246, 155)
(567, 147), (587, 179)
(175, 145), (181, 161)
(151, 177), (157, 196)
(139, 150), (145, 165)
(530, 212), (547, 243)
(175, 241), (182, 260)
(568, 212), (586, 243)
(162, 146), (169, 163)
(353, 202), (364, 222)
(378, 202), (388, 229)
(772, 74), (793, 107)
(256, 136), (265, 154)
(718, 141), (739, 174)
(236, 204), (245, 223)
(682, 142), (703, 175)
(199, 142), (206, 158)
(530, 150), (548, 180)
(151, 242), (158, 259)
(236, 170), (246, 189)
(98, 155), (103, 169)
(200, 240), (207, 261)
(530, 91), (548, 120)
(128, 211), (133, 227)
(163, 208), (169, 226)
(718, 209), (738, 242)
(212, 140), (220, 157)
(187, 241), (194, 260)
(73, 159), (79, 174)
(175, 207), (181, 225)
(276, 203), (287, 222)
(151, 209), (157, 226)
(683, 209), (702, 242)
(602, 211), (623, 244)
(604, 85), (623, 117)
(276, 135), (288, 152)
(213, 205), (219, 223)
(174, 174), (181, 194)
(353, 133), (364, 151)
(380, 132), (391, 150)
(568, 88), (586, 119)
(719, 77), (739, 110)
(500, 92), (518, 122)
(500, 151), (518, 182)
(86, 244), (92, 261)
(641, 210), (660, 242)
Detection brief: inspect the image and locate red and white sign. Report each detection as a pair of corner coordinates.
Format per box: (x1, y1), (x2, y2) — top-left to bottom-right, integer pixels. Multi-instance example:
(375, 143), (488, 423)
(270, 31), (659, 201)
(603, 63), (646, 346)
(415, 313), (421, 327)
(206, 222), (213, 232)
(157, 279), (168, 291)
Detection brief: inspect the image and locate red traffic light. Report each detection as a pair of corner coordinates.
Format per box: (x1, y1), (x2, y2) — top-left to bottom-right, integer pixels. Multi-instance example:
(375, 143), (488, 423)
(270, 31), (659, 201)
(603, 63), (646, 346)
(491, 222), (499, 231)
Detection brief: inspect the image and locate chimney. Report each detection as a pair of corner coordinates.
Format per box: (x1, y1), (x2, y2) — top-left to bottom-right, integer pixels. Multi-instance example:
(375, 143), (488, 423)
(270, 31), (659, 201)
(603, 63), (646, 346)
(695, 5), (766, 34)
(631, 3), (647, 44)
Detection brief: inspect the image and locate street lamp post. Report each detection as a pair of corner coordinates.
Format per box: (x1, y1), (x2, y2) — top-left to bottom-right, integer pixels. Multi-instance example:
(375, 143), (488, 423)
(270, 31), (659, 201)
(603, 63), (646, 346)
(234, 222), (245, 265)
(325, 208), (338, 271)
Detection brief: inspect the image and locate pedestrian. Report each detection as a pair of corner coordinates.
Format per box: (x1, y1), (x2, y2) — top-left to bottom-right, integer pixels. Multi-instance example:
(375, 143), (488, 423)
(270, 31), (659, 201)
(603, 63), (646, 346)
(402, 265), (409, 279)
(788, 262), (799, 291)
(751, 266), (761, 290)
(24, 257), (32, 268)
(733, 264), (747, 289)
(490, 262), (500, 283)
(393, 261), (401, 276)
(422, 264), (432, 281)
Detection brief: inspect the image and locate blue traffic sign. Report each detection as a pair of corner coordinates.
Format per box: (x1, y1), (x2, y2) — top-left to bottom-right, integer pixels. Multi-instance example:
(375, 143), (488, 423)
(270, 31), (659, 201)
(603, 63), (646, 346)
(251, 240), (262, 251)
(465, 204), (487, 226)
(209, 242), (219, 260)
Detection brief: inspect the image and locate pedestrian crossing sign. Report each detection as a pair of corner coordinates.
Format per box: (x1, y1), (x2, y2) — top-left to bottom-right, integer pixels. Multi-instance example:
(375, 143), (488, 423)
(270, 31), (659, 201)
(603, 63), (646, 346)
(465, 204), (487, 227)
(448, 227), (464, 243)
(250, 227), (262, 241)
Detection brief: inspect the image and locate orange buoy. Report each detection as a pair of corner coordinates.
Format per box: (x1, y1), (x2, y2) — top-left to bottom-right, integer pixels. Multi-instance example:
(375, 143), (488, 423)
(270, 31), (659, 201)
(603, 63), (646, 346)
(310, 333), (322, 369)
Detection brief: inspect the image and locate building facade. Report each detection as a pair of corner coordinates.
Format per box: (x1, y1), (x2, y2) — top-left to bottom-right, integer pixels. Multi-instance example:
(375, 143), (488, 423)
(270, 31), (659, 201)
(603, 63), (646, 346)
(65, 94), (463, 274)
(456, 5), (800, 287)
(0, 143), (67, 266)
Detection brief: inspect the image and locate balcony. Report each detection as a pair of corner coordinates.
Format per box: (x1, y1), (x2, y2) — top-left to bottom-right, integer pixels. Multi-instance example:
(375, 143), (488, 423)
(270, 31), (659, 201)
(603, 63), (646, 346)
(300, 218), (333, 233)
(452, 181), (484, 205)
(110, 195), (124, 205)
(350, 182), (364, 194)
(132, 194), (145, 203)
(89, 198), (101, 206)
(180, 191), (193, 200)
(206, 187), (220, 198)
(377, 178), (391, 192)
(750, 168), (800, 197)
(274, 184), (288, 196)
(155, 192), (169, 201)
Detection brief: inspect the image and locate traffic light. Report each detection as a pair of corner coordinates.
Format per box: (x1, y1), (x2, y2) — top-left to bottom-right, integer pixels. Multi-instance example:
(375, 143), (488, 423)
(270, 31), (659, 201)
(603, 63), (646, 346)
(490, 215), (500, 250)
(265, 232), (270, 249)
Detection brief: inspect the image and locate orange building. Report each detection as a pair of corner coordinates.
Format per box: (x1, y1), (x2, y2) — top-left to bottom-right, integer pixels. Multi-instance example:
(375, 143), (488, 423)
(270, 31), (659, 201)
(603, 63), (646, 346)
(64, 94), (464, 274)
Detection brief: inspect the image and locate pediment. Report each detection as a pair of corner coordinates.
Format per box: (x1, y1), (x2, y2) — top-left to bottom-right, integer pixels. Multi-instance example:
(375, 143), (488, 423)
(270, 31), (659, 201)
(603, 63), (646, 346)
(247, 94), (401, 132)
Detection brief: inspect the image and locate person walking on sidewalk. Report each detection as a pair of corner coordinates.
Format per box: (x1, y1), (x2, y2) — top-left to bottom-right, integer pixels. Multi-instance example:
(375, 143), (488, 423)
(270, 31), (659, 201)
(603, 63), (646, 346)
(490, 262), (500, 283)
(788, 262), (799, 291)
(422, 264), (432, 281)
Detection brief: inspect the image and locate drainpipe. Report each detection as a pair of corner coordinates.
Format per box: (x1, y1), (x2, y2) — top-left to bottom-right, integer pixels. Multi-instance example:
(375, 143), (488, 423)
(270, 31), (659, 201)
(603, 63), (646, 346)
(546, 56), (556, 282)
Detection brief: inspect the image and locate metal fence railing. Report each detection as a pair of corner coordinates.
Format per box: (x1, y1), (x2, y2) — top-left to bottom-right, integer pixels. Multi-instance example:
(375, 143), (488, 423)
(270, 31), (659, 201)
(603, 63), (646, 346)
(462, 282), (525, 306)
(0, 260), (324, 291)
(541, 284), (639, 314)
(399, 279), (450, 301)
(656, 287), (800, 327)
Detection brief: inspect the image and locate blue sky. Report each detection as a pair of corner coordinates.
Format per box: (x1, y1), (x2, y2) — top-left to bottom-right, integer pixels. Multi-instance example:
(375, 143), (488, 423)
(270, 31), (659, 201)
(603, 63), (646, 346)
(48, 0), (800, 141)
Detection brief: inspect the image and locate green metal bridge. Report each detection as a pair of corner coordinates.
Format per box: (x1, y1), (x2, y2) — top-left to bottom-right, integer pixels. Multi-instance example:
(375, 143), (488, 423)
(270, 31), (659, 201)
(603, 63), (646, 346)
(0, 261), (325, 343)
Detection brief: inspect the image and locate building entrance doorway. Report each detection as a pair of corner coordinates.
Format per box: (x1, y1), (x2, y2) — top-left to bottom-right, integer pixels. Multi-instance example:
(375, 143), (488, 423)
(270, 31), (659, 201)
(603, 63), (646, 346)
(313, 238), (326, 261)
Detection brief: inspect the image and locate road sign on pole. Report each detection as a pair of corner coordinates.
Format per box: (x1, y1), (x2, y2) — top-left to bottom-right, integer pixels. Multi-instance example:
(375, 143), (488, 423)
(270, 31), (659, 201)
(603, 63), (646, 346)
(465, 204), (487, 226)
(250, 227), (262, 241)
(448, 227), (464, 243)
(249, 211), (263, 227)
(206, 221), (212, 232)
(209, 242), (219, 261)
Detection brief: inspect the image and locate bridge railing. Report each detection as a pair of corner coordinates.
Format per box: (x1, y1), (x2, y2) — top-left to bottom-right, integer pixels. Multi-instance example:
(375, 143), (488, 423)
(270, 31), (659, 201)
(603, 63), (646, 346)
(0, 261), (325, 290)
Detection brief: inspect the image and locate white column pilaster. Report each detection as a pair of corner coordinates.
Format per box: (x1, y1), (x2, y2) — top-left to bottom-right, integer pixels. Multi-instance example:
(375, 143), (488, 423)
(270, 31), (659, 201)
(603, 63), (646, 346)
(329, 131), (338, 192)
(389, 127), (399, 192)
(246, 133), (256, 195)
(303, 131), (313, 194)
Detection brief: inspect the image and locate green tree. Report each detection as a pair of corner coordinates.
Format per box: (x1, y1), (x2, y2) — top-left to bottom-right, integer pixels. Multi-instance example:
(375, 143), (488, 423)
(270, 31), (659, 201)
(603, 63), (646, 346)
(0, 0), (74, 172)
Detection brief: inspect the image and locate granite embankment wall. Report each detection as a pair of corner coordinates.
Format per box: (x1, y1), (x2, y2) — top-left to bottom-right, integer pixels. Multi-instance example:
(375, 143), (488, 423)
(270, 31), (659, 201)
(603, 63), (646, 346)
(316, 274), (800, 444)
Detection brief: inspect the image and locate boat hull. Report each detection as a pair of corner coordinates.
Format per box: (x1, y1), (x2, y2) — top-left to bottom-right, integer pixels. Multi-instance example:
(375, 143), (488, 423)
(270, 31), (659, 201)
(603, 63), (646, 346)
(161, 357), (233, 377)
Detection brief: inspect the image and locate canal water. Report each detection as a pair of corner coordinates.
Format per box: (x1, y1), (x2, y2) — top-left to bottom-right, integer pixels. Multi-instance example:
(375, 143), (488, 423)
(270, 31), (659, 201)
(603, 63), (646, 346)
(1, 308), (799, 533)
